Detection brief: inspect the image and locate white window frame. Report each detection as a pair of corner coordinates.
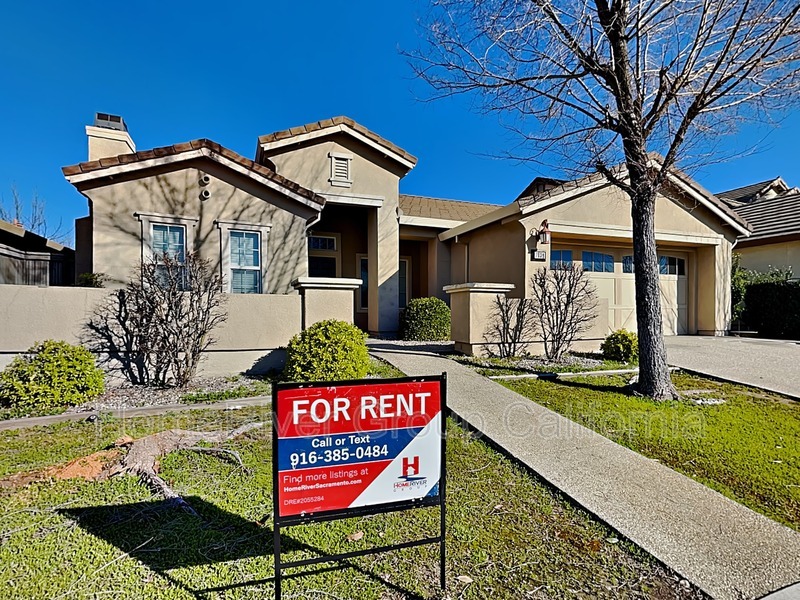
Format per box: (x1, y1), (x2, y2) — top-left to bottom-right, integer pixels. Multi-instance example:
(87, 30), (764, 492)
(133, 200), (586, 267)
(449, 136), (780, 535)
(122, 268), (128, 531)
(329, 152), (353, 188)
(135, 212), (199, 263)
(215, 220), (271, 294)
(356, 253), (369, 313)
(308, 232), (341, 277)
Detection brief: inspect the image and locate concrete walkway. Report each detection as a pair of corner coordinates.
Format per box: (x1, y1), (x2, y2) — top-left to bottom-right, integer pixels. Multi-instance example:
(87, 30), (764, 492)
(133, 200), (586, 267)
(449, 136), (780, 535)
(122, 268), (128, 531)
(665, 336), (800, 399)
(369, 342), (800, 600)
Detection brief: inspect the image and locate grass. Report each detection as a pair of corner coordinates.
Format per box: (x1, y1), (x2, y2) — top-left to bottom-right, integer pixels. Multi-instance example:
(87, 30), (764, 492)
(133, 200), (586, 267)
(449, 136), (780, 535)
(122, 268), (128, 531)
(0, 408), (700, 599)
(502, 371), (800, 530)
(179, 379), (273, 404)
(452, 353), (636, 378)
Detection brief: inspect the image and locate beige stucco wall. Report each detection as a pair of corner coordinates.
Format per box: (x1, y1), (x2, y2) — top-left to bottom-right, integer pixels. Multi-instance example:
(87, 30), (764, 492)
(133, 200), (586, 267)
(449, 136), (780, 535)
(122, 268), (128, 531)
(520, 183), (729, 239)
(265, 136), (403, 334)
(80, 161), (313, 293)
(0, 284), (355, 377)
(456, 220), (528, 298)
(302, 287), (357, 328)
(737, 240), (800, 275)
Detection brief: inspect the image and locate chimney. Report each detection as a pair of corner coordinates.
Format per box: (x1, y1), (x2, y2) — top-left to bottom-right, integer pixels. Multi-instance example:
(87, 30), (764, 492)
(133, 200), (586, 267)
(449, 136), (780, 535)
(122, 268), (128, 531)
(86, 112), (136, 161)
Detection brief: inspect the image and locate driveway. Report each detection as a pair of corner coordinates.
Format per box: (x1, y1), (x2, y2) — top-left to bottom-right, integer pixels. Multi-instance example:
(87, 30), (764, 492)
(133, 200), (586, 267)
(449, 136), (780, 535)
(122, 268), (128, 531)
(665, 336), (800, 399)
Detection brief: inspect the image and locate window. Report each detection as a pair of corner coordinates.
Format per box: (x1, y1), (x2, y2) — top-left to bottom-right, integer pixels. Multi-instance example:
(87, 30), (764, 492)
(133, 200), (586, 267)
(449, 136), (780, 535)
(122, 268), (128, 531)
(550, 249), (573, 269)
(659, 255), (686, 276)
(622, 255), (635, 273)
(582, 251), (614, 273)
(229, 231), (261, 294)
(215, 220), (270, 294)
(152, 224), (187, 288)
(308, 235), (336, 251)
(329, 152), (353, 187)
(399, 257), (411, 309)
(308, 233), (341, 277)
(152, 224), (186, 262)
(357, 255), (369, 312)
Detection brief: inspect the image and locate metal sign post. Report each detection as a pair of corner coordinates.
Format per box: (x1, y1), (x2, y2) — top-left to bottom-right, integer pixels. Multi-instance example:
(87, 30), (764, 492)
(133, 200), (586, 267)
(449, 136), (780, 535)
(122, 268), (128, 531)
(272, 373), (447, 599)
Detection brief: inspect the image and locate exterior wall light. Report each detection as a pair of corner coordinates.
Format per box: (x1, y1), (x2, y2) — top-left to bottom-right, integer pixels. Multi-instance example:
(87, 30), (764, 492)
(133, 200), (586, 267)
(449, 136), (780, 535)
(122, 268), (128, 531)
(537, 220), (551, 245)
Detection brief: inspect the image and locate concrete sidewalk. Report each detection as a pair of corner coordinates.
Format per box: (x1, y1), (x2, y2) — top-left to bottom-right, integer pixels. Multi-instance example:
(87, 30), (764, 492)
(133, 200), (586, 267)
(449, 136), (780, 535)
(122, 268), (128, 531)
(370, 342), (800, 600)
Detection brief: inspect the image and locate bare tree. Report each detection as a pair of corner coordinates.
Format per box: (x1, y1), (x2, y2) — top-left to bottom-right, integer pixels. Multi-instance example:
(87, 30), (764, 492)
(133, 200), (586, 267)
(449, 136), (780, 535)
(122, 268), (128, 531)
(413, 1), (800, 399)
(530, 265), (598, 360)
(85, 253), (227, 387)
(486, 294), (537, 358)
(0, 186), (69, 244)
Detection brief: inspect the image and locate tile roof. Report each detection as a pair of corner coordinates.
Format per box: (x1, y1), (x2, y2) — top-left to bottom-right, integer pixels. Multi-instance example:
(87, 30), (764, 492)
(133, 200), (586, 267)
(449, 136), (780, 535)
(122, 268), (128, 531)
(717, 179), (777, 203)
(258, 116), (418, 167)
(62, 139), (326, 208)
(399, 194), (501, 222)
(733, 192), (800, 241)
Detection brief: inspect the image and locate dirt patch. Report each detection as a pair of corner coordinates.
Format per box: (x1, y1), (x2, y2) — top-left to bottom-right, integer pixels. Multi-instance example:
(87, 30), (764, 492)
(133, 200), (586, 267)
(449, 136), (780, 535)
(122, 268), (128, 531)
(0, 449), (122, 489)
(46, 450), (122, 481)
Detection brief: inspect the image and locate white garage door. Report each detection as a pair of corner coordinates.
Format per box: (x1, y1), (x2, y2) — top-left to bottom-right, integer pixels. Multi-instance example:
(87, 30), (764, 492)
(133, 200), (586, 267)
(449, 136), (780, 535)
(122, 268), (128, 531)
(567, 249), (688, 336)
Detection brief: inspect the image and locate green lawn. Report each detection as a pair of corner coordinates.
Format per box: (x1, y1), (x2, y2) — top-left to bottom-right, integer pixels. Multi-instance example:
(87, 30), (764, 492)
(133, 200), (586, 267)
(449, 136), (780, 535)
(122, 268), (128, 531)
(452, 354), (636, 378)
(503, 372), (800, 530)
(0, 408), (701, 599)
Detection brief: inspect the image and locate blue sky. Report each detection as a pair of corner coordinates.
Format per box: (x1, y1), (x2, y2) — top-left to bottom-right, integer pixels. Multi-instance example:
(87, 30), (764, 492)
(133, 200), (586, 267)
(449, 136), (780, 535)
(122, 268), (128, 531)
(1, 1), (799, 245)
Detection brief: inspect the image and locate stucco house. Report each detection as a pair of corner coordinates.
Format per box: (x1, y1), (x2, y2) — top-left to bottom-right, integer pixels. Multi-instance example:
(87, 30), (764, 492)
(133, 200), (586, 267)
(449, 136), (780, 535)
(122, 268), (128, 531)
(717, 178), (800, 276)
(62, 113), (748, 355)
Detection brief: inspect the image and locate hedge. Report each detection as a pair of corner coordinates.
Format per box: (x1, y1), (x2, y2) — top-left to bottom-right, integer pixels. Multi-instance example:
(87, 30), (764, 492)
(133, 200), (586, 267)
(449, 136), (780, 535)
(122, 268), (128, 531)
(743, 280), (800, 339)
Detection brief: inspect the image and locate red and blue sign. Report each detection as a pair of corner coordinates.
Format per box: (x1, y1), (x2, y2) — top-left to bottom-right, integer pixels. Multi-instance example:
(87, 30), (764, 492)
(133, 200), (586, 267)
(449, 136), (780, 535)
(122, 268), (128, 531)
(273, 376), (445, 519)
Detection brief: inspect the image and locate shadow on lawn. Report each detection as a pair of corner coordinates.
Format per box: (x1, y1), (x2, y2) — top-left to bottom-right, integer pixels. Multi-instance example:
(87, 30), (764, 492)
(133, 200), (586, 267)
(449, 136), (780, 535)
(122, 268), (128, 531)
(546, 376), (631, 395)
(61, 497), (427, 600)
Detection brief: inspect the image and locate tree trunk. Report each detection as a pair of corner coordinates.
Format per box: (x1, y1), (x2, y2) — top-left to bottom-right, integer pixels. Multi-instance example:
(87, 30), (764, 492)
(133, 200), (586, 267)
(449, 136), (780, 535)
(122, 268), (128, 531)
(630, 188), (679, 400)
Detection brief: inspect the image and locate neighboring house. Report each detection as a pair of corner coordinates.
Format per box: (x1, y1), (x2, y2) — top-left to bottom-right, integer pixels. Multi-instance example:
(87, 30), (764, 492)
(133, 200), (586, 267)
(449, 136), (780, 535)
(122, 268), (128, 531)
(62, 113), (747, 345)
(0, 218), (74, 286)
(718, 178), (800, 276)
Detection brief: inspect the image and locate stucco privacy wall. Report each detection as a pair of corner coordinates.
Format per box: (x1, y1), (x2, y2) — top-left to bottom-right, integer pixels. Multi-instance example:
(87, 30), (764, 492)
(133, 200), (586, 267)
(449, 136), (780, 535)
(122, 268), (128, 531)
(446, 283), (610, 357)
(81, 163), (312, 292)
(264, 136), (402, 334)
(0, 284), (355, 376)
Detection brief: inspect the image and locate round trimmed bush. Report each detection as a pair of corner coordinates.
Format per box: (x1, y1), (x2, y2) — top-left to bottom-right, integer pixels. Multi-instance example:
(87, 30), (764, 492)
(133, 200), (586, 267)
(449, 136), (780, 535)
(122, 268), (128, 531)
(600, 329), (639, 363)
(401, 297), (451, 341)
(0, 340), (105, 411)
(283, 320), (370, 382)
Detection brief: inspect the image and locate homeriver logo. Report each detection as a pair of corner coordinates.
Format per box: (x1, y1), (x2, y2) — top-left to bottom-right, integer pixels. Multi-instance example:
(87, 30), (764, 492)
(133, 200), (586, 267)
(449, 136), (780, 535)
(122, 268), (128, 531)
(394, 456), (427, 491)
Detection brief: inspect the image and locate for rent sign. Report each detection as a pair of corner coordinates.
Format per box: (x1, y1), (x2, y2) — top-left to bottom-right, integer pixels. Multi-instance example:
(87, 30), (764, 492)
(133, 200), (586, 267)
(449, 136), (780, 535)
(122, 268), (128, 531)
(273, 376), (445, 519)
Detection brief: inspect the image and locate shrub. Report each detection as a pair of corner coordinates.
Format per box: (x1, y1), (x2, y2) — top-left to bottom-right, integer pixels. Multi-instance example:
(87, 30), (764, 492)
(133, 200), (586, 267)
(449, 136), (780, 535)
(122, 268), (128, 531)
(283, 320), (370, 381)
(401, 297), (451, 341)
(743, 280), (800, 339)
(0, 340), (105, 411)
(84, 253), (227, 388)
(601, 329), (639, 363)
(530, 265), (598, 360)
(730, 253), (791, 326)
(75, 272), (107, 288)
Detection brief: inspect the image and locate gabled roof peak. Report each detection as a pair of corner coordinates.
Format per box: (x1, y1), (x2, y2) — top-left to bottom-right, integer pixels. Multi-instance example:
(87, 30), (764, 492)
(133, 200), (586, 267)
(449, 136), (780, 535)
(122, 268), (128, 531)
(257, 116), (417, 171)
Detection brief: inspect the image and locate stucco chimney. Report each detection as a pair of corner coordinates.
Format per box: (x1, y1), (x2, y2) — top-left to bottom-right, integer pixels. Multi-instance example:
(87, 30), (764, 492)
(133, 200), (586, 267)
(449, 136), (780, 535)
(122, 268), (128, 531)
(86, 112), (135, 161)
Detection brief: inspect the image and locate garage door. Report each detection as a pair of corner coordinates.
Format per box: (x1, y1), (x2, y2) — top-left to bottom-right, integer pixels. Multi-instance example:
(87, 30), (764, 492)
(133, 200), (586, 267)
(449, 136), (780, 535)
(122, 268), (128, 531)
(570, 249), (688, 336)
